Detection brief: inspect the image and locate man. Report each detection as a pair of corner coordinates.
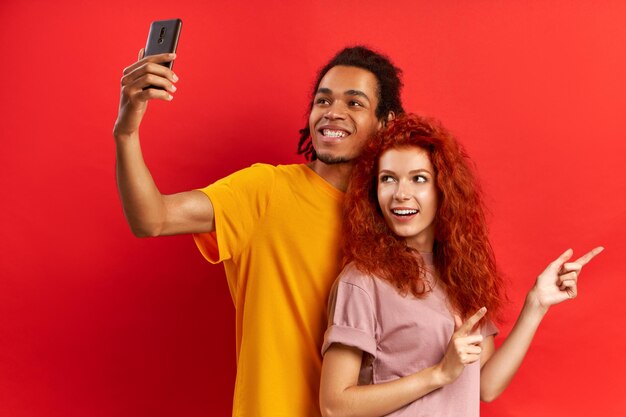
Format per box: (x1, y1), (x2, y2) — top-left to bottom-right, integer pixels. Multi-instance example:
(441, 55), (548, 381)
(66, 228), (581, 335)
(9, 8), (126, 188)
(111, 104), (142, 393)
(114, 46), (404, 416)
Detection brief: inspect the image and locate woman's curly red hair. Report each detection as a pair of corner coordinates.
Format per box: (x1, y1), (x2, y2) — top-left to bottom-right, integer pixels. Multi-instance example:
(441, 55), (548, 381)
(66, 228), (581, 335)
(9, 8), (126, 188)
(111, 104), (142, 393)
(343, 113), (506, 321)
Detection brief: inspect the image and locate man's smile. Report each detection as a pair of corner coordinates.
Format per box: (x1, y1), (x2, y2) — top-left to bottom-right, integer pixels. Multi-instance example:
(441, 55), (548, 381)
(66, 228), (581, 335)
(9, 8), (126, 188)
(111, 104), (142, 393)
(321, 128), (348, 138)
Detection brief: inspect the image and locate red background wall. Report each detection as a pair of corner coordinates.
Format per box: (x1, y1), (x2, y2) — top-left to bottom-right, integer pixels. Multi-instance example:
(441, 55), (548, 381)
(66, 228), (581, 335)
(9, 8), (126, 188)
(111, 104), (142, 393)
(1, 1), (624, 416)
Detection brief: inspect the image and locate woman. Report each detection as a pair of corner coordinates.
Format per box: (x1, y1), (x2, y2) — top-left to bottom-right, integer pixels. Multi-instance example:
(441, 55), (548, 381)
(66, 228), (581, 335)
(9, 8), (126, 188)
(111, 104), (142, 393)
(319, 113), (602, 417)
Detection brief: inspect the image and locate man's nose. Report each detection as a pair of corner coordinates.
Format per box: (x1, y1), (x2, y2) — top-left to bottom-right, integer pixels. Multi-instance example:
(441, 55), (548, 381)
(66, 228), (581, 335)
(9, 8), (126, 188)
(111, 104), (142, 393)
(324, 102), (347, 120)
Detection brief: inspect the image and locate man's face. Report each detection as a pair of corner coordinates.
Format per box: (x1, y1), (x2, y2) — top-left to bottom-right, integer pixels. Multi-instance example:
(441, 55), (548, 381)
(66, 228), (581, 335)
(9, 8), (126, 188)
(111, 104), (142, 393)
(308, 65), (383, 164)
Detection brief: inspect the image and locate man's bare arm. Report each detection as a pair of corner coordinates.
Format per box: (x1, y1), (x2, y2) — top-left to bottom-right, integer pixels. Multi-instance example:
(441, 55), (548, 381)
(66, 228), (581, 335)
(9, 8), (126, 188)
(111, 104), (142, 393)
(114, 50), (215, 237)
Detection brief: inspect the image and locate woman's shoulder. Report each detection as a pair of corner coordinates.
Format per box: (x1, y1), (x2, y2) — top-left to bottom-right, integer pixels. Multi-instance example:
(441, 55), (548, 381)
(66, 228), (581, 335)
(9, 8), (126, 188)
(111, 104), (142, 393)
(336, 262), (380, 292)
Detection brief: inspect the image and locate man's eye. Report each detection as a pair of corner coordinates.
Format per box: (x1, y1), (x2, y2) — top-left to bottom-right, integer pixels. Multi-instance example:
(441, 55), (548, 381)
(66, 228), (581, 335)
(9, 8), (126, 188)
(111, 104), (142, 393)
(349, 100), (363, 107)
(315, 98), (330, 105)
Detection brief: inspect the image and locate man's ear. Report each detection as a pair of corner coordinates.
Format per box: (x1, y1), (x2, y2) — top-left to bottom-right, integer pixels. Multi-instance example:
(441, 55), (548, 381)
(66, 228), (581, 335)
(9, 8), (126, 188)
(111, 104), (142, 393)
(378, 111), (396, 129)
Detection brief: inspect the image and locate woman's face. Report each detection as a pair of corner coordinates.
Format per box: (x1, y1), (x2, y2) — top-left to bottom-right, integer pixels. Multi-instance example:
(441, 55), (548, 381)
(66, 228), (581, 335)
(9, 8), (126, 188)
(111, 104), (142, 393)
(377, 146), (438, 252)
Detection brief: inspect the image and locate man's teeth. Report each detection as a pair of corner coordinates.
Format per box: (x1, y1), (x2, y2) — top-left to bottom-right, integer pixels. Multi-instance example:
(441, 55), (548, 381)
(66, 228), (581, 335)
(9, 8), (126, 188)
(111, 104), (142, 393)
(322, 129), (347, 138)
(392, 209), (418, 216)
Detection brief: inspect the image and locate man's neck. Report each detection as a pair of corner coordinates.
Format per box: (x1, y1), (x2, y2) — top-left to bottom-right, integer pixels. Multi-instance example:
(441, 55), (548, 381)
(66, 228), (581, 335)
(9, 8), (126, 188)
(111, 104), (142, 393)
(307, 160), (354, 192)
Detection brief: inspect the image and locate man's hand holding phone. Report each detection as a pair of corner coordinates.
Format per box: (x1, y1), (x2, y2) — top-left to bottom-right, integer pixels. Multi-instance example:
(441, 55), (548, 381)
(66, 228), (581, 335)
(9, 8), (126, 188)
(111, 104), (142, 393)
(113, 50), (178, 138)
(114, 19), (182, 138)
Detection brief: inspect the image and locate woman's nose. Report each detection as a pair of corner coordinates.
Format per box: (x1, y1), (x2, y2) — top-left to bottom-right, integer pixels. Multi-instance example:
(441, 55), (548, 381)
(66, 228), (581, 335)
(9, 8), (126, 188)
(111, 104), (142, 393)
(394, 182), (411, 200)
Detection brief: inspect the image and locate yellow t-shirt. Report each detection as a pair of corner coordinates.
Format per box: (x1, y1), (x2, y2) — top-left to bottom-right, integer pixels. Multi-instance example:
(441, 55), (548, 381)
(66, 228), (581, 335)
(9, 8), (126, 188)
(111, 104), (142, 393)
(193, 163), (344, 417)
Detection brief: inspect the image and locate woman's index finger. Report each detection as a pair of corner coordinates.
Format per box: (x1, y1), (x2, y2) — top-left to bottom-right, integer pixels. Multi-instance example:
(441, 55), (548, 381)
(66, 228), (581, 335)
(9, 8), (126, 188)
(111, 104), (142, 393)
(574, 246), (604, 267)
(459, 307), (487, 335)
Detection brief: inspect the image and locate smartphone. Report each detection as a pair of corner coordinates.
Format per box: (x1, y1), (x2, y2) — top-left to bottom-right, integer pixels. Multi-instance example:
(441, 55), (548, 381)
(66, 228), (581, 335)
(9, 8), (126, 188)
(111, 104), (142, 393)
(143, 19), (182, 89)
(144, 18), (182, 68)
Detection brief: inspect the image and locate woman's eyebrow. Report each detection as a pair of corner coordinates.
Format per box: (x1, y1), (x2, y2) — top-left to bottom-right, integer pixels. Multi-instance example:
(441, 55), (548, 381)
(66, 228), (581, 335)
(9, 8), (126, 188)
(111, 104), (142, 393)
(409, 168), (433, 175)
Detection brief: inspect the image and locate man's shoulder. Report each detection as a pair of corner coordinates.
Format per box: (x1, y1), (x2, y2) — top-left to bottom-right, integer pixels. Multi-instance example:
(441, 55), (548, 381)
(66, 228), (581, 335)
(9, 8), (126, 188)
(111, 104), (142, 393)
(214, 163), (305, 184)
(262, 163), (308, 176)
(250, 163), (320, 190)
(237, 162), (308, 179)
(209, 162), (340, 203)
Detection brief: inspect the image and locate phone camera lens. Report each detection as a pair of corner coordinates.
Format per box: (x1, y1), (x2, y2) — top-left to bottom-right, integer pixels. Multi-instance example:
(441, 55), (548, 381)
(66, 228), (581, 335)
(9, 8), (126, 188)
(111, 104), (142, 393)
(158, 38), (164, 44)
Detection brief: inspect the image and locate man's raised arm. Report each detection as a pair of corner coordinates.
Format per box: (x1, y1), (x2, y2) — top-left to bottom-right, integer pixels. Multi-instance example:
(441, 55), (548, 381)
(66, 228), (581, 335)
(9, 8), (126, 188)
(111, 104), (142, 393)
(113, 50), (215, 237)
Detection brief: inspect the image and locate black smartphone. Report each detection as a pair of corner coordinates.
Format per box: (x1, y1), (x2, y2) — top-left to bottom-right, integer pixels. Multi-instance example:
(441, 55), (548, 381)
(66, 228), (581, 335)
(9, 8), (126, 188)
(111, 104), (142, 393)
(144, 18), (182, 68)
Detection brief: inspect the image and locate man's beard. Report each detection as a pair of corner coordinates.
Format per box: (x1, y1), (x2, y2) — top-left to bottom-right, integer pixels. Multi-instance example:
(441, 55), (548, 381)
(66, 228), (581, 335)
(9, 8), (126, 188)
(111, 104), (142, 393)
(316, 153), (352, 165)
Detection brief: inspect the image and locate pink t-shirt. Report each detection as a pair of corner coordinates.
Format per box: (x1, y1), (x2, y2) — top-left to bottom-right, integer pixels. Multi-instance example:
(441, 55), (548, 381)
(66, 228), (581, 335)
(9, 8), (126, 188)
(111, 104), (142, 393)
(322, 253), (498, 417)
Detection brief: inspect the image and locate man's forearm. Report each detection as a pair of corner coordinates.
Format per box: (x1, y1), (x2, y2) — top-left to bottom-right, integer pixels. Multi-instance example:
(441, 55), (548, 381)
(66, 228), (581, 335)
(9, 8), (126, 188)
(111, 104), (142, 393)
(115, 133), (167, 237)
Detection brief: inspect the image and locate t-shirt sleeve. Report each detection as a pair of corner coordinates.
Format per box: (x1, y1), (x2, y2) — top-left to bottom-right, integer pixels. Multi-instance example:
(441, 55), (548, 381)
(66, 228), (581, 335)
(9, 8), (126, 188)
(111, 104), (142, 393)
(322, 273), (377, 358)
(192, 164), (276, 263)
(481, 319), (499, 338)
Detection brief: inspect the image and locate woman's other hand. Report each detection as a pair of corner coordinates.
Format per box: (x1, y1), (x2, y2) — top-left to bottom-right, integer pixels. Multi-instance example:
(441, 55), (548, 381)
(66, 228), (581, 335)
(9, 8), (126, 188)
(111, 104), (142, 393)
(529, 246), (604, 310)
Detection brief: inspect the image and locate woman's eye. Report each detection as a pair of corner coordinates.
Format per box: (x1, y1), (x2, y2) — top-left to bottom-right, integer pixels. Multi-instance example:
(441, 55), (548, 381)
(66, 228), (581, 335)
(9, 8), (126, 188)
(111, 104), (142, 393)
(380, 175), (394, 183)
(414, 175), (427, 183)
